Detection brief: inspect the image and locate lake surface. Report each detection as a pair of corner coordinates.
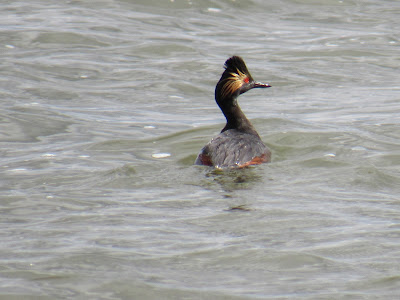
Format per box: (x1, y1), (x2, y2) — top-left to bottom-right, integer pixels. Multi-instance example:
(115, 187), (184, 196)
(1, 0), (399, 298)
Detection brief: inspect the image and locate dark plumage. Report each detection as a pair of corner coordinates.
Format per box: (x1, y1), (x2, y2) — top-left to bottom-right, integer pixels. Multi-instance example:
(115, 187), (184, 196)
(195, 56), (271, 168)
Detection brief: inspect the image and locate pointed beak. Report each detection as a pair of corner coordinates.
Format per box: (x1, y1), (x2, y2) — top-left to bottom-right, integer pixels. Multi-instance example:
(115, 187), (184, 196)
(253, 82), (271, 88)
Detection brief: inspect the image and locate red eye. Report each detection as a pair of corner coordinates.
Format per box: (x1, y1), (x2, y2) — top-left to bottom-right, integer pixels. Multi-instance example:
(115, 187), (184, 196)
(244, 77), (249, 83)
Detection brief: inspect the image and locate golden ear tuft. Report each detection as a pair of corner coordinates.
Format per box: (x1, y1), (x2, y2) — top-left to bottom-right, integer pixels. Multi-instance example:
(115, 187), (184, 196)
(220, 68), (249, 98)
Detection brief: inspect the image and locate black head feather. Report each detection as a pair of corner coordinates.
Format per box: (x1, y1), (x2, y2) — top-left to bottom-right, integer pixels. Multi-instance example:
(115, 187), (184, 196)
(223, 56), (254, 82)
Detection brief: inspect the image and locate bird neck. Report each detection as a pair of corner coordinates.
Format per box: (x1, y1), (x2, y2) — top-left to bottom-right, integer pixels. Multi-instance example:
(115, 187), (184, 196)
(219, 96), (259, 135)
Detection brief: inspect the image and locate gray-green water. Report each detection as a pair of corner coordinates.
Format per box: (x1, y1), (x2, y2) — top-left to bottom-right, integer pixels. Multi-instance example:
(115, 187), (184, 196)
(1, 0), (399, 299)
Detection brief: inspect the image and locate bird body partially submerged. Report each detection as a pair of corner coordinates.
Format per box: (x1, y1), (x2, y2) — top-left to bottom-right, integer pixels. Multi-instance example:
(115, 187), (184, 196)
(195, 129), (270, 168)
(195, 56), (271, 169)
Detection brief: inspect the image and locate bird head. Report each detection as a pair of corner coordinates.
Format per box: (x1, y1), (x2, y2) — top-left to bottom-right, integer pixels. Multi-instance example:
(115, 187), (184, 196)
(215, 56), (270, 105)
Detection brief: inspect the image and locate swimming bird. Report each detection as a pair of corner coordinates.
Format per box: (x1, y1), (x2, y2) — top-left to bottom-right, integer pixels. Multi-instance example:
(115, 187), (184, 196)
(195, 56), (271, 168)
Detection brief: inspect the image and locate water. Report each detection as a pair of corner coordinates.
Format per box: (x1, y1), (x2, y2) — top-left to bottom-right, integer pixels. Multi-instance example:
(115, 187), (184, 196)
(1, 0), (399, 298)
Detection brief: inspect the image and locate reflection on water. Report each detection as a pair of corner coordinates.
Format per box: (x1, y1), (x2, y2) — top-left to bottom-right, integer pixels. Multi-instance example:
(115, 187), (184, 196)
(203, 166), (264, 193)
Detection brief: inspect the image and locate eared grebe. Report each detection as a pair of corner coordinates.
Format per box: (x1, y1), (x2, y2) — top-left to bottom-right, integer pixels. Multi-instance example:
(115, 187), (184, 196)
(195, 56), (271, 169)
